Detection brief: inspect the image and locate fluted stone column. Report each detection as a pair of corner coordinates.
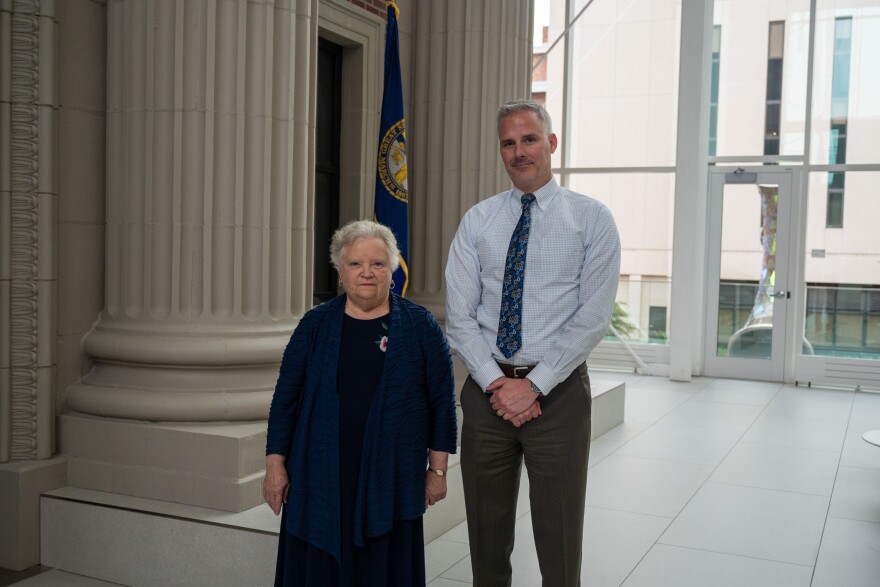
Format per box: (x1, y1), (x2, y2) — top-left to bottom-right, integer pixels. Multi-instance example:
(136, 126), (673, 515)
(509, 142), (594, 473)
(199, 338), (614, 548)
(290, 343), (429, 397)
(62, 0), (319, 512)
(406, 0), (532, 319)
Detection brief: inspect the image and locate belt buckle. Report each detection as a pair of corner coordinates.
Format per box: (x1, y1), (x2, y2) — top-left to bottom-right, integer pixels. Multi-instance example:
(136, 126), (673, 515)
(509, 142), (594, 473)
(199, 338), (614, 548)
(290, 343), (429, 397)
(512, 366), (530, 378)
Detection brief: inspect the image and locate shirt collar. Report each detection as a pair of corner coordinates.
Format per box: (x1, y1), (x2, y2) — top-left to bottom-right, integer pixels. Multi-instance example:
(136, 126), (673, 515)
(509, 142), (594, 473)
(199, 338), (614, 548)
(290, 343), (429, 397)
(510, 176), (559, 213)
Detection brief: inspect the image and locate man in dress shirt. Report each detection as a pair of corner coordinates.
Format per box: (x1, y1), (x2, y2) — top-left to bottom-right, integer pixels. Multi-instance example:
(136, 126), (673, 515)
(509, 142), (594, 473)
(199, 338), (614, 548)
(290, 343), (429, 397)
(445, 99), (621, 586)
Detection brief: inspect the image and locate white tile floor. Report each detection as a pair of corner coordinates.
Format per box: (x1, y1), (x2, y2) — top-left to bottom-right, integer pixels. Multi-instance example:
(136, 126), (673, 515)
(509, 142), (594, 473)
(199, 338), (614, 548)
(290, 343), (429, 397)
(425, 372), (880, 587)
(6, 373), (879, 587)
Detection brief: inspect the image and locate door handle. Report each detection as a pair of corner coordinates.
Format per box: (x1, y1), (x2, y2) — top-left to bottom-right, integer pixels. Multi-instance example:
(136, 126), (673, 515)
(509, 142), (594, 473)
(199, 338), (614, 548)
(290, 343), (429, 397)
(771, 291), (789, 299)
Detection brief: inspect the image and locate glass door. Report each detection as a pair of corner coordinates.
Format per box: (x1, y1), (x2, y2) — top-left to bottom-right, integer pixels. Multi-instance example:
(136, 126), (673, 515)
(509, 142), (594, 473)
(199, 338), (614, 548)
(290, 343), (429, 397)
(704, 168), (796, 381)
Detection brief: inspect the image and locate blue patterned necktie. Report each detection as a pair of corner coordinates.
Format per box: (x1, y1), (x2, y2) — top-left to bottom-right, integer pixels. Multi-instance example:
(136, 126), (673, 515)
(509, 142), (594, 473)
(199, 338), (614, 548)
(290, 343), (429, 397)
(497, 193), (536, 359)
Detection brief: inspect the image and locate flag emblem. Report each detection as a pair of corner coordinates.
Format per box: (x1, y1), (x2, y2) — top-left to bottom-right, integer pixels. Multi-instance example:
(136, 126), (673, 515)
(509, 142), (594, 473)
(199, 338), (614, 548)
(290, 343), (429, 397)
(377, 119), (408, 203)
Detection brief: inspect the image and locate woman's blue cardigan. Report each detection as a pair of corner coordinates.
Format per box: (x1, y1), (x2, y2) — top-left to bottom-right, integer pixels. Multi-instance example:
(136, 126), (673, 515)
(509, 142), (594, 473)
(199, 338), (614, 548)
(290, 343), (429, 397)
(265, 293), (457, 563)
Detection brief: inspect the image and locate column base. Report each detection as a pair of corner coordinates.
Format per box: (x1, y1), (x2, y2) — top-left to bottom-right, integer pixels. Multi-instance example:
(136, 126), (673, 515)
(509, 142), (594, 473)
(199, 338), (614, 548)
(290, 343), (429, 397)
(0, 456), (68, 571)
(59, 412), (266, 512)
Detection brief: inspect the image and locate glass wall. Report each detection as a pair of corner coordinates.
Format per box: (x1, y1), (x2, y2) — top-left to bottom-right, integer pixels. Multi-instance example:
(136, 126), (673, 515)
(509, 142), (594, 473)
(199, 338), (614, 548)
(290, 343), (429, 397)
(533, 0), (681, 345)
(712, 0), (811, 160)
(568, 173), (675, 344)
(810, 2), (880, 166)
(533, 0), (880, 368)
(709, 0), (880, 366)
(802, 2), (880, 363)
(804, 171), (880, 359)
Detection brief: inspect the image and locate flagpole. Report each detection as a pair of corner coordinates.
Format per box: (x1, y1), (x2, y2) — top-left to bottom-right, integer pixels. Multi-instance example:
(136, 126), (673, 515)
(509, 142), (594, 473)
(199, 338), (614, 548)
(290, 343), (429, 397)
(374, 0), (410, 297)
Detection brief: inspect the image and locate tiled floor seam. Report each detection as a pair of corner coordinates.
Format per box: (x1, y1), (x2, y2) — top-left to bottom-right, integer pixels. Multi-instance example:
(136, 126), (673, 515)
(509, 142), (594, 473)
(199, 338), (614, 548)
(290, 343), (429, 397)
(706, 479), (835, 499)
(652, 543), (816, 568)
(808, 388), (859, 586)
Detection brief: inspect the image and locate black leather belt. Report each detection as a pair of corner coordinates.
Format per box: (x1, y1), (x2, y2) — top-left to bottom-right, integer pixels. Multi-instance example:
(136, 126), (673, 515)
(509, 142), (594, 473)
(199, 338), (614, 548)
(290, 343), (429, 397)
(496, 362), (536, 379)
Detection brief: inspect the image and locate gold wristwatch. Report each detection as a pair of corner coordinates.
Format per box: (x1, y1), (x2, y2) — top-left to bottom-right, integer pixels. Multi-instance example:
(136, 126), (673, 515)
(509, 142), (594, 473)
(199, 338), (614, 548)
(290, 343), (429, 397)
(428, 468), (446, 477)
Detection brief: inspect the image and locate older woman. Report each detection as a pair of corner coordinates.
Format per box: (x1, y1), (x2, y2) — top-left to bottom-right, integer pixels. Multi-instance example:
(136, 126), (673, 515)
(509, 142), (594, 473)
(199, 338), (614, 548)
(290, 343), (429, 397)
(264, 220), (457, 586)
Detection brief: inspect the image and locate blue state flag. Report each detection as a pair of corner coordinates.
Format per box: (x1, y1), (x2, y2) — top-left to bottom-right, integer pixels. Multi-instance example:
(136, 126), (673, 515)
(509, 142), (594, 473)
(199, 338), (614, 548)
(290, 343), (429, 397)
(374, 0), (409, 296)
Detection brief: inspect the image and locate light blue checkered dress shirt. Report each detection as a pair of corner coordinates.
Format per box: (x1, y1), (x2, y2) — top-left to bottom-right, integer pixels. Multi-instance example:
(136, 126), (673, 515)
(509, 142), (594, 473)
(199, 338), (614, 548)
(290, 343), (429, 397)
(445, 177), (621, 395)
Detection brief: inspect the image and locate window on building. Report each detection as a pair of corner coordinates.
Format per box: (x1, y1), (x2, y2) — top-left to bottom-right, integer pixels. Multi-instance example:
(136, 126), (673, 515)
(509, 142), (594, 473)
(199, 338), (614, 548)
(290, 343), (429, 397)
(826, 173), (845, 228)
(649, 306), (668, 341)
(826, 17), (852, 228)
(805, 284), (880, 358)
(763, 21), (784, 157)
(709, 25), (721, 157)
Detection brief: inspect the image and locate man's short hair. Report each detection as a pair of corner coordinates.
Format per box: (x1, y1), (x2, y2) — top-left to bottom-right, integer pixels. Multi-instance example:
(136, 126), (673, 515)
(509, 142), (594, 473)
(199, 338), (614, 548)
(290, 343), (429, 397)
(497, 99), (553, 136)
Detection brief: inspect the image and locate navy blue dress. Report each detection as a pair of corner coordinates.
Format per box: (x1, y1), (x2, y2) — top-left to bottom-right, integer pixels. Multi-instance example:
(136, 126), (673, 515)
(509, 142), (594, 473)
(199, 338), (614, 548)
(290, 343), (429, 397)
(275, 313), (426, 586)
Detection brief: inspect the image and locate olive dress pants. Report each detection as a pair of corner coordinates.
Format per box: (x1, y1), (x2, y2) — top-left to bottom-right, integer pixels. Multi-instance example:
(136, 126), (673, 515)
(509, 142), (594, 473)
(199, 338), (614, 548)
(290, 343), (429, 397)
(461, 364), (592, 587)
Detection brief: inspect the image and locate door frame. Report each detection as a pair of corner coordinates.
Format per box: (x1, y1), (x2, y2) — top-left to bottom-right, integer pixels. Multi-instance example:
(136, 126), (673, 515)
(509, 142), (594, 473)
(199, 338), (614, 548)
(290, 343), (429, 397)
(703, 166), (803, 382)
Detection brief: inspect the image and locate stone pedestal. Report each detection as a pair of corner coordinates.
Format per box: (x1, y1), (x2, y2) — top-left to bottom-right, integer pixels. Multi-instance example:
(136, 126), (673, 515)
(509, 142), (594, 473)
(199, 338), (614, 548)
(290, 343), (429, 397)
(59, 413), (265, 512)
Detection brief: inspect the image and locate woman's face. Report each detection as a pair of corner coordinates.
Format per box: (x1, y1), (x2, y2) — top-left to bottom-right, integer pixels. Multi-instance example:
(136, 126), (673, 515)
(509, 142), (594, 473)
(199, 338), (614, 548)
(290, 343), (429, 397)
(338, 237), (393, 309)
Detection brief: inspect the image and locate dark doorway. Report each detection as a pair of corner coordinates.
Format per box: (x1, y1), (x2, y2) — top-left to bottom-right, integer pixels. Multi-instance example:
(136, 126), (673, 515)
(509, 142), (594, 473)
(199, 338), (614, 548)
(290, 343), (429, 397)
(314, 38), (343, 305)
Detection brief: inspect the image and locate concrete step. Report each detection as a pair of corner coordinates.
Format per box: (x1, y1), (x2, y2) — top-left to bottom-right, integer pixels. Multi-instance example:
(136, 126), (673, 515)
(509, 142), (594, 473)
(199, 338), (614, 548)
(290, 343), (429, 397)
(591, 377), (627, 439)
(41, 488), (277, 586)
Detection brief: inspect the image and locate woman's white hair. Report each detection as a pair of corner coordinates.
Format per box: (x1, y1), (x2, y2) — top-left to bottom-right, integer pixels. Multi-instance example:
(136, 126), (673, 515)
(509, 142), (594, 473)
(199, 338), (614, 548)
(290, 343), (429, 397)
(330, 220), (401, 272)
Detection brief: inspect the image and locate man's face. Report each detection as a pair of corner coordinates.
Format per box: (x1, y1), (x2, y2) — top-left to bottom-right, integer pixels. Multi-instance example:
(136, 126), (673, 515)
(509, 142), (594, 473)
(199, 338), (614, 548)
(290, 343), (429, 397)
(498, 110), (558, 194)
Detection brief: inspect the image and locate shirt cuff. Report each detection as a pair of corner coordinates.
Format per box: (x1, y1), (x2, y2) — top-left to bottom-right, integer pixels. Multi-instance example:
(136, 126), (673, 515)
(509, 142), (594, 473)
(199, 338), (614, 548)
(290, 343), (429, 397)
(525, 363), (556, 396)
(473, 360), (506, 392)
